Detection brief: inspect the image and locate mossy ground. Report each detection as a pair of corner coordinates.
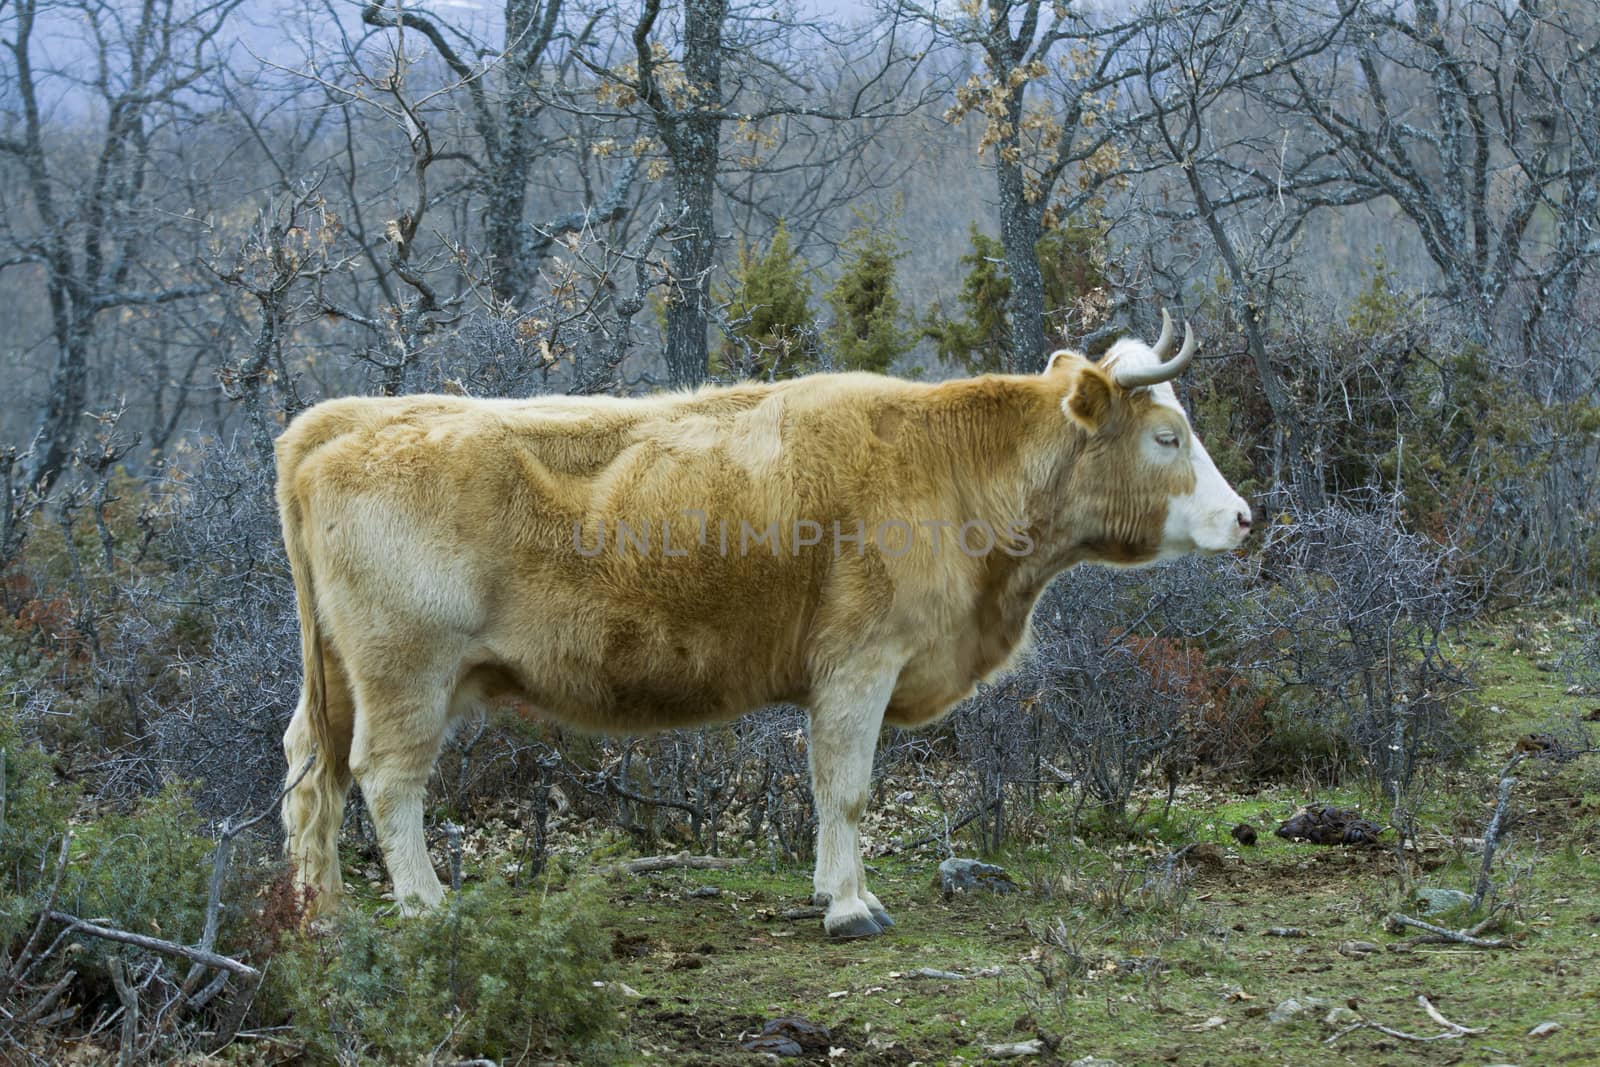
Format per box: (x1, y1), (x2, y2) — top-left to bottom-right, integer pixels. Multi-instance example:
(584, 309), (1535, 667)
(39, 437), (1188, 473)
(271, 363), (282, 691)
(266, 614), (1598, 1066)
(586, 615), (1600, 1066)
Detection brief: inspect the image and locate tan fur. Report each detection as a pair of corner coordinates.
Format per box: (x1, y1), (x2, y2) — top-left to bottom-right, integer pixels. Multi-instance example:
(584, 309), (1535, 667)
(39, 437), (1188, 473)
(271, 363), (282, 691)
(277, 356), (1225, 923)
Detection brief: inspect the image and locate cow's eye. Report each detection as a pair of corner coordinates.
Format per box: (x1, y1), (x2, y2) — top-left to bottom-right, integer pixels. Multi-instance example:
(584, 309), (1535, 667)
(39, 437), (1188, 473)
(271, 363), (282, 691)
(1155, 430), (1180, 449)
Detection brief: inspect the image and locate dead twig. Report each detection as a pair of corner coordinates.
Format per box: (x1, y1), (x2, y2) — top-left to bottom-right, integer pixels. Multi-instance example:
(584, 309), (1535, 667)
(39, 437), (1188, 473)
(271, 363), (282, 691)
(16, 969), (76, 1026)
(108, 958), (140, 1067)
(615, 851), (744, 875)
(874, 809), (982, 857)
(1472, 752), (1524, 910)
(182, 753), (315, 999)
(43, 913), (261, 978)
(8, 832), (73, 990)
(773, 906), (826, 922)
(1386, 912), (1515, 949)
(1325, 994), (1486, 1045)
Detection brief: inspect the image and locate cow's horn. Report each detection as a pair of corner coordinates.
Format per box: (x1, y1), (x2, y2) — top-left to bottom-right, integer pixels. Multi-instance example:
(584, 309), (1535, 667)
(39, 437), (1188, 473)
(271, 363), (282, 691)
(1115, 307), (1197, 388)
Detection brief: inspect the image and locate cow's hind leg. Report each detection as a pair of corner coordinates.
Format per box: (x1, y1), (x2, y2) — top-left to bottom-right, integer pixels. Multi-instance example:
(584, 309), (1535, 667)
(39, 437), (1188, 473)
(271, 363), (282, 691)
(282, 642), (355, 916)
(808, 667), (896, 939)
(348, 672), (453, 915)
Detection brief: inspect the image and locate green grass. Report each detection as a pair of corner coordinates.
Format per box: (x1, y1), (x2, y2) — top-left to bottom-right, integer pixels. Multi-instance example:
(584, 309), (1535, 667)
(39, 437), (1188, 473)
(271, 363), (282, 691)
(304, 614), (1600, 1065)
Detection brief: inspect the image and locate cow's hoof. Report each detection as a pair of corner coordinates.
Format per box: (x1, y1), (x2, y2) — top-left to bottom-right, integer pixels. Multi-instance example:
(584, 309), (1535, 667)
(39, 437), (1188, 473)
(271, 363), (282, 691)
(870, 908), (895, 929)
(825, 912), (885, 939)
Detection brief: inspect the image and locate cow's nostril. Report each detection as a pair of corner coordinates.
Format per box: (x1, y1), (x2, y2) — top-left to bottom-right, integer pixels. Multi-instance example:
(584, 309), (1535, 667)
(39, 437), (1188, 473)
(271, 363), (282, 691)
(1237, 512), (1253, 530)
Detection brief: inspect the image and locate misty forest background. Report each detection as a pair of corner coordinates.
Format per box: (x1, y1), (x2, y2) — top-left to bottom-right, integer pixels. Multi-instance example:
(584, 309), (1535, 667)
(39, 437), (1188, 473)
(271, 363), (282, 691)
(2, 0), (1600, 1062)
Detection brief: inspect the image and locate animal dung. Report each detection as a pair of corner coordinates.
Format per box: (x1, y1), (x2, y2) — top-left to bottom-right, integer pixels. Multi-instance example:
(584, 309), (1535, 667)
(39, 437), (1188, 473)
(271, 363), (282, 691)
(739, 1016), (832, 1057)
(1274, 804), (1383, 847)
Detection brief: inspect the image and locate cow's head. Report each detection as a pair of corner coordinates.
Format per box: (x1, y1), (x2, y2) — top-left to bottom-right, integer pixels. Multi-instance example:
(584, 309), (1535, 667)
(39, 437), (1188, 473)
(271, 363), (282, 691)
(1046, 310), (1251, 564)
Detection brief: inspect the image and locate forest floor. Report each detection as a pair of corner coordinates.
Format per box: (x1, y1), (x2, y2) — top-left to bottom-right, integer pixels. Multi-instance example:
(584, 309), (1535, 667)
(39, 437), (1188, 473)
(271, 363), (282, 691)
(578, 613), (1600, 1067)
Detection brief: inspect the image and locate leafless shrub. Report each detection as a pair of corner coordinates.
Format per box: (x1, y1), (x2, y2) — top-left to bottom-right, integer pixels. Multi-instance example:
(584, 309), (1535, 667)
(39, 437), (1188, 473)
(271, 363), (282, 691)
(1248, 491), (1476, 801)
(112, 441), (300, 815)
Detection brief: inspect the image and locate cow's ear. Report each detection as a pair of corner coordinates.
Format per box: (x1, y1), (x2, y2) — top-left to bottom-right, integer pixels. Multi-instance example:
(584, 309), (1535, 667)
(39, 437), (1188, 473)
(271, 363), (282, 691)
(1063, 364), (1114, 432)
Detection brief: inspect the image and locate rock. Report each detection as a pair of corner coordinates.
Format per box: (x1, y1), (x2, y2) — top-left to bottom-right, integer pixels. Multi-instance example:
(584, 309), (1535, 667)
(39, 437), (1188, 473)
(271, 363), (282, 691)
(1231, 823), (1258, 846)
(1182, 1016), (1227, 1032)
(905, 967), (967, 981)
(1528, 1021), (1562, 1037)
(1412, 888), (1473, 914)
(938, 857), (1017, 898)
(685, 885), (721, 898)
(1322, 1006), (1361, 1028)
(1264, 927), (1309, 938)
(984, 1038), (1045, 1058)
(1068, 1057), (1122, 1067)
(1337, 940), (1380, 957)
(1267, 996), (1329, 1024)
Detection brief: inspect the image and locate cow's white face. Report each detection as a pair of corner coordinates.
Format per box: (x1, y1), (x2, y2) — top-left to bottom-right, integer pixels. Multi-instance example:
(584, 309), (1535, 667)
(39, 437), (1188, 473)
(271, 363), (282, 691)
(1146, 381), (1252, 558)
(1051, 319), (1252, 564)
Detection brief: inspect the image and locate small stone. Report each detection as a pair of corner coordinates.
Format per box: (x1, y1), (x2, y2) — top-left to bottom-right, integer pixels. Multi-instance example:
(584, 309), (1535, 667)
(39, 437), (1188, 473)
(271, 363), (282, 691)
(984, 1038), (1045, 1058)
(1322, 1006), (1360, 1028)
(1182, 1016), (1227, 1032)
(937, 856), (1017, 898)
(1068, 1057), (1121, 1067)
(1528, 1021), (1562, 1037)
(1264, 927), (1309, 938)
(1267, 996), (1329, 1024)
(1266, 998), (1305, 1024)
(1412, 888), (1473, 914)
(685, 885), (721, 898)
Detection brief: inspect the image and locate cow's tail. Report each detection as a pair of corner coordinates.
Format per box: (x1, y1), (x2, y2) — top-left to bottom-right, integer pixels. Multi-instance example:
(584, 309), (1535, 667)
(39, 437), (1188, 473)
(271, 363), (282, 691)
(277, 425), (349, 917)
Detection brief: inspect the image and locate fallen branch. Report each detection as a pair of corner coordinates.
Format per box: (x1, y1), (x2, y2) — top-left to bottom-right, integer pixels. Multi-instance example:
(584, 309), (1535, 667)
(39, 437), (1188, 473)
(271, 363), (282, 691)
(1386, 912), (1514, 949)
(183, 753), (315, 999)
(108, 958), (140, 1067)
(1472, 753), (1524, 910)
(16, 969), (76, 1026)
(874, 809), (981, 857)
(44, 913), (261, 978)
(8, 832), (72, 990)
(615, 851), (745, 875)
(774, 906), (826, 922)
(1325, 994), (1486, 1045)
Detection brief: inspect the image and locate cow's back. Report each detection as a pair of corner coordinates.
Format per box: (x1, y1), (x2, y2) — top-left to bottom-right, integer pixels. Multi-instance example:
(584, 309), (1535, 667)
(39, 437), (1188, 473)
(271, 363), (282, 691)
(276, 385), (917, 733)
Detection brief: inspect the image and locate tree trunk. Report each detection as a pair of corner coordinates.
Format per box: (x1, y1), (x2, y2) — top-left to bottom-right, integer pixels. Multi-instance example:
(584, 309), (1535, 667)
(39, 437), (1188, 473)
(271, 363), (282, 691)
(997, 167), (1048, 374)
(25, 327), (91, 494)
(661, 0), (725, 388)
(665, 160), (716, 388)
(994, 83), (1047, 374)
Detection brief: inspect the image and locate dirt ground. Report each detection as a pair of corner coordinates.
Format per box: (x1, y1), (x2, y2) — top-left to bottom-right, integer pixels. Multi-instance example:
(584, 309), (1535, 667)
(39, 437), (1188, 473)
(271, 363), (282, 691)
(592, 620), (1600, 1066)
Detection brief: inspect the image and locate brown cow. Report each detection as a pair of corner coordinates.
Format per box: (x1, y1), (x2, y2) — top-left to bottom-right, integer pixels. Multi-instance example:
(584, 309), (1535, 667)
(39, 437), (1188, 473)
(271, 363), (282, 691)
(278, 310), (1250, 937)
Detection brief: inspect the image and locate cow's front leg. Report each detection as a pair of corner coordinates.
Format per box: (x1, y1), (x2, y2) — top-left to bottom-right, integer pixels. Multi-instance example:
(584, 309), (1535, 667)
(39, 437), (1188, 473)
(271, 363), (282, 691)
(807, 668), (896, 938)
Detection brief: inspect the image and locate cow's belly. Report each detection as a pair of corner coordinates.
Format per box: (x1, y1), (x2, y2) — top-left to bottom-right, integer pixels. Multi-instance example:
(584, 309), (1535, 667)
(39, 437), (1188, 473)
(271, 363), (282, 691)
(468, 612), (806, 736)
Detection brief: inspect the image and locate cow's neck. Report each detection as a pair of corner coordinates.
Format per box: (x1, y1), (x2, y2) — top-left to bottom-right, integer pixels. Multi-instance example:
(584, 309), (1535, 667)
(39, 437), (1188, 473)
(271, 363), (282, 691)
(917, 375), (1085, 667)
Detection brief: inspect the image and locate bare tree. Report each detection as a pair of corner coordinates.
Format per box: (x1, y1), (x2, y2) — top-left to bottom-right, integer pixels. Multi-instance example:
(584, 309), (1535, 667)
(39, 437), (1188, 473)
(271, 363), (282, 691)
(358, 0), (644, 308)
(899, 1), (1232, 370)
(0, 0), (240, 491)
(578, 1), (928, 386)
(1258, 0), (1600, 356)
